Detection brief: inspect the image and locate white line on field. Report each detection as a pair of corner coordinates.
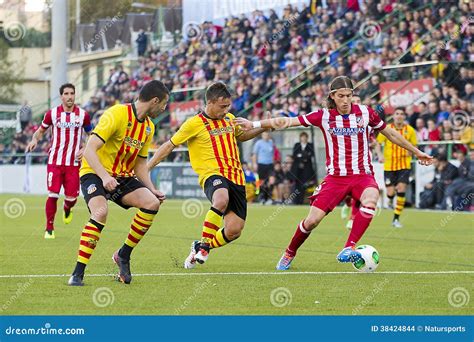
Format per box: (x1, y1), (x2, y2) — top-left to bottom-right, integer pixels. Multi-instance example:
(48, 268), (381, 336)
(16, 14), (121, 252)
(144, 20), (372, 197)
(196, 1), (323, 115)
(0, 270), (473, 279)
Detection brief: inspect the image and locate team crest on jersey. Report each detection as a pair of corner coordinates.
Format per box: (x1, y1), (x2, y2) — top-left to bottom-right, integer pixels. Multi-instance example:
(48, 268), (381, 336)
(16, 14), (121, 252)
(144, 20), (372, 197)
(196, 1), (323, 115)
(87, 184), (97, 194)
(213, 179), (223, 187)
(127, 121), (133, 129)
(356, 117), (365, 127)
(145, 126), (151, 136)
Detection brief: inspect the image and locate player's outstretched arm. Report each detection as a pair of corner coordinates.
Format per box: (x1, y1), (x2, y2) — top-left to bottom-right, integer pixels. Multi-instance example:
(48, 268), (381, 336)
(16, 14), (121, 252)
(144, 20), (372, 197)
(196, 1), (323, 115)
(234, 116), (301, 131)
(147, 140), (175, 171)
(26, 126), (47, 153)
(236, 127), (268, 142)
(84, 135), (119, 191)
(380, 126), (433, 166)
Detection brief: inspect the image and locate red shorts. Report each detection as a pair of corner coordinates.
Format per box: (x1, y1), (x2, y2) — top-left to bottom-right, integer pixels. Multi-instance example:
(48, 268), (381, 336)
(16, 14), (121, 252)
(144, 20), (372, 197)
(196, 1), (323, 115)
(309, 174), (379, 213)
(46, 164), (80, 198)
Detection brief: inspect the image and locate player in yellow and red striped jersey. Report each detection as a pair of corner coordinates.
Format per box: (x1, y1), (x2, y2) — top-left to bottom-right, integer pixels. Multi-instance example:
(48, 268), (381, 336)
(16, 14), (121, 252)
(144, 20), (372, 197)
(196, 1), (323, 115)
(376, 107), (417, 228)
(148, 82), (270, 268)
(67, 80), (170, 286)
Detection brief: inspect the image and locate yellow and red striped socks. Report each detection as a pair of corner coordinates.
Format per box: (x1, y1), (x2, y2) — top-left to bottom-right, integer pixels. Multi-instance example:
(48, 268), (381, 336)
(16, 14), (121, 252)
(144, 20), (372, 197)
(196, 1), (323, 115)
(210, 228), (230, 249)
(394, 192), (406, 221)
(72, 219), (104, 276)
(201, 207), (223, 245)
(118, 208), (157, 259)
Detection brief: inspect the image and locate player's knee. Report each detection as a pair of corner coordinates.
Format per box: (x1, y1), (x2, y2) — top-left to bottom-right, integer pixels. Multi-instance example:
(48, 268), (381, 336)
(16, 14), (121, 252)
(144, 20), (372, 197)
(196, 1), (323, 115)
(227, 230), (241, 241)
(226, 224), (243, 241)
(305, 214), (323, 229)
(143, 197), (160, 211)
(361, 198), (378, 208)
(91, 207), (108, 223)
(212, 197), (229, 213)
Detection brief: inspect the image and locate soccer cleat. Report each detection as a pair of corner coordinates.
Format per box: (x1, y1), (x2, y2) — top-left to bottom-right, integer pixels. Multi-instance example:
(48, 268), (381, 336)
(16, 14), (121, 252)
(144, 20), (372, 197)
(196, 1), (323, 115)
(346, 219), (353, 230)
(63, 209), (73, 225)
(112, 250), (132, 284)
(340, 204), (350, 219)
(392, 219), (403, 228)
(68, 274), (84, 286)
(44, 230), (55, 239)
(184, 240), (200, 269)
(337, 246), (362, 263)
(195, 243), (210, 264)
(276, 252), (294, 271)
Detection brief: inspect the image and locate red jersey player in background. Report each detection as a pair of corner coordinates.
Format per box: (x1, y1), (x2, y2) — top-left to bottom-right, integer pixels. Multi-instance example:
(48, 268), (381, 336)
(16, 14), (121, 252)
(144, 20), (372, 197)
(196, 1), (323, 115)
(26, 83), (92, 239)
(235, 76), (433, 270)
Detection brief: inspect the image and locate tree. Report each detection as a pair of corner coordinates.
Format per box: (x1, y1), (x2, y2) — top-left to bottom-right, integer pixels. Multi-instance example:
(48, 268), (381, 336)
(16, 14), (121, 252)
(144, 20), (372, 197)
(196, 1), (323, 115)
(0, 39), (24, 104)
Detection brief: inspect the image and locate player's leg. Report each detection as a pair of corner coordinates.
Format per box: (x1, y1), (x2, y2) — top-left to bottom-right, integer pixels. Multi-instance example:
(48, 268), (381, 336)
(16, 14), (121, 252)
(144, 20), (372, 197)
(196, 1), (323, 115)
(44, 165), (62, 238)
(392, 171), (408, 228)
(187, 176), (230, 266)
(276, 205), (327, 270)
(62, 166), (80, 225)
(385, 171), (396, 209)
(277, 177), (348, 270)
(69, 190), (108, 286)
(209, 181), (247, 250)
(194, 187), (229, 264)
(114, 186), (161, 284)
(342, 176), (379, 261)
(212, 210), (244, 248)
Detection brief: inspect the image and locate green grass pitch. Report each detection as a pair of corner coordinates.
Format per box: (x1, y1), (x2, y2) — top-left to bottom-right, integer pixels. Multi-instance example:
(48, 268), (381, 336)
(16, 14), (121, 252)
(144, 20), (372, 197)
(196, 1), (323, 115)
(0, 194), (472, 315)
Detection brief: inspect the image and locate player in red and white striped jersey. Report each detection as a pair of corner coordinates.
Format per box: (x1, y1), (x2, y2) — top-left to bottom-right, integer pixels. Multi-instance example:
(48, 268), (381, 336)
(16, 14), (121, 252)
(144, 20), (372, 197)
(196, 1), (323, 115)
(26, 83), (92, 239)
(235, 76), (433, 269)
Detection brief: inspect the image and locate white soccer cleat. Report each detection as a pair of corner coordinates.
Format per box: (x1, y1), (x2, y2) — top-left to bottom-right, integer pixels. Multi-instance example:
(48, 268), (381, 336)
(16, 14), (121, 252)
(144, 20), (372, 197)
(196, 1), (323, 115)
(195, 243), (210, 264)
(392, 219), (403, 228)
(184, 240), (200, 269)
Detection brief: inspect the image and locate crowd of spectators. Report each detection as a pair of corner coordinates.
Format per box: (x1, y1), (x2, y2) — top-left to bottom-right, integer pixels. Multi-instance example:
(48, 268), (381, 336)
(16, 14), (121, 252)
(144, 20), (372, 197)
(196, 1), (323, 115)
(3, 0), (473, 208)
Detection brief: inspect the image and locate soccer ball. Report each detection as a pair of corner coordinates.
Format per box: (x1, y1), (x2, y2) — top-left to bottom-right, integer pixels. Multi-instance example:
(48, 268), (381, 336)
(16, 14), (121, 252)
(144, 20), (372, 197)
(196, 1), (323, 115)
(352, 245), (379, 272)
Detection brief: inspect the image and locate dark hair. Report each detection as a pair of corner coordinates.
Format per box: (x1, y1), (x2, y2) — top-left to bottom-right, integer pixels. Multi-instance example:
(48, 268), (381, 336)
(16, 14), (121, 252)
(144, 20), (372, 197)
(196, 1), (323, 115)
(59, 83), (75, 95)
(327, 76), (353, 109)
(300, 132), (309, 138)
(205, 82), (231, 103)
(435, 153), (447, 162)
(394, 107), (406, 114)
(138, 80), (170, 102)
